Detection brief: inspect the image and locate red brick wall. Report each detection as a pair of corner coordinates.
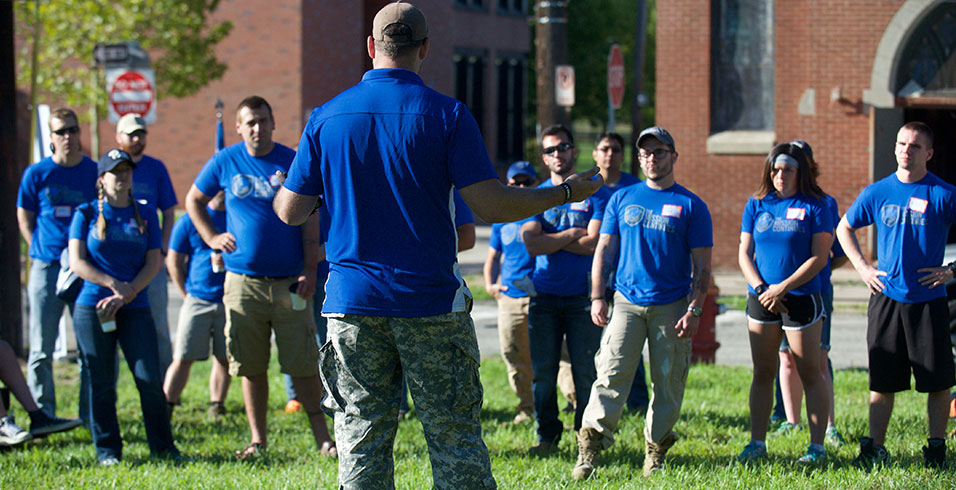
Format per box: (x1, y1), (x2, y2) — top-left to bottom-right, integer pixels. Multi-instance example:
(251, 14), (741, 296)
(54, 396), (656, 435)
(658, 0), (905, 270)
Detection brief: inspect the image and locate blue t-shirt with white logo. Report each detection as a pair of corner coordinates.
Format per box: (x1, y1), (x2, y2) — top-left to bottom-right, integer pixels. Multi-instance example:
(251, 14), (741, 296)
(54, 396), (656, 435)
(531, 181), (610, 296)
(489, 218), (536, 298)
(132, 154), (178, 212)
(602, 182), (713, 305)
(194, 142), (304, 277)
(69, 201), (161, 308)
(17, 156), (98, 263)
(741, 192), (833, 296)
(844, 172), (956, 303)
(169, 208), (226, 303)
(283, 69), (498, 317)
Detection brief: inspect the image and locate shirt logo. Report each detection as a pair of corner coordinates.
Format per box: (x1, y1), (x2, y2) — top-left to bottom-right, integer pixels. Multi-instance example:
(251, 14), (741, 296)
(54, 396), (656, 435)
(623, 205), (645, 226)
(661, 204), (682, 218)
(231, 174), (277, 200)
(755, 212), (774, 233)
(786, 207), (806, 221)
(54, 205), (72, 218)
(908, 197), (928, 214)
(879, 203), (925, 227)
(501, 223), (519, 245)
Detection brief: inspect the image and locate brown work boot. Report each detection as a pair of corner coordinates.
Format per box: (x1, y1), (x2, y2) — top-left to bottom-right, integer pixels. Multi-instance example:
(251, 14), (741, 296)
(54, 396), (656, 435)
(571, 427), (603, 480)
(643, 432), (677, 477)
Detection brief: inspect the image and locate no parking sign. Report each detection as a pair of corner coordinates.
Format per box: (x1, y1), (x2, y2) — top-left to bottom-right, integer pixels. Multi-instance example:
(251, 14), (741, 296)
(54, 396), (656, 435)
(106, 68), (156, 123)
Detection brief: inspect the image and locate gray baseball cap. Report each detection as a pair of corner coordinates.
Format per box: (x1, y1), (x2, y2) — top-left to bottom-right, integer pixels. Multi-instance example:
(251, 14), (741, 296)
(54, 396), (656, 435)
(637, 126), (675, 151)
(372, 2), (428, 43)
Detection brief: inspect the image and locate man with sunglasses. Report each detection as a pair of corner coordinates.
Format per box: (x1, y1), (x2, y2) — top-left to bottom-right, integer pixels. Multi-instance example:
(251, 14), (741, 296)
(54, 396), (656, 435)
(521, 124), (611, 453)
(17, 108), (98, 421)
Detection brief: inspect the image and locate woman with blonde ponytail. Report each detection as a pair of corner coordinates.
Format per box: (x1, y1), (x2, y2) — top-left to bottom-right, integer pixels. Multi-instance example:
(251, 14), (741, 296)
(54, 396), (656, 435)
(67, 149), (183, 465)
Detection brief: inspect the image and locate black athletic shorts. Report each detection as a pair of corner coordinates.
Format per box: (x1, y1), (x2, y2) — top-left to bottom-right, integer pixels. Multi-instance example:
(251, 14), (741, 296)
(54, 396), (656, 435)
(746, 292), (824, 329)
(866, 293), (956, 393)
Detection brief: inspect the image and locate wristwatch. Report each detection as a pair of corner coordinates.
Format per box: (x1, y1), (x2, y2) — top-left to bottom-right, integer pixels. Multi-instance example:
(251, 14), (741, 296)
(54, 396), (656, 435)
(754, 283), (769, 296)
(688, 305), (703, 317)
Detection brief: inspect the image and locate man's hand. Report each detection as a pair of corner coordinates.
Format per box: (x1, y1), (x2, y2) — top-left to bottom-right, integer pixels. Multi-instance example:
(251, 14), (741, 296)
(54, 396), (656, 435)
(295, 271), (317, 299)
(209, 232), (237, 253)
(563, 167), (604, 202)
(917, 266), (954, 289)
(591, 298), (609, 327)
(855, 263), (887, 295)
(675, 312), (699, 338)
(485, 283), (508, 299)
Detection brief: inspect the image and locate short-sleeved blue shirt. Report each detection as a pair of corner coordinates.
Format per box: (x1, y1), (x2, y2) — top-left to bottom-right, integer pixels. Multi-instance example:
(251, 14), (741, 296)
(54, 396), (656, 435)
(132, 155), (178, 212)
(169, 208), (226, 303)
(531, 181), (610, 296)
(69, 201), (161, 309)
(601, 182), (713, 305)
(741, 192), (833, 296)
(283, 69), (498, 317)
(844, 172), (956, 303)
(17, 156), (98, 263)
(453, 190), (474, 228)
(194, 142), (304, 277)
(489, 218), (536, 298)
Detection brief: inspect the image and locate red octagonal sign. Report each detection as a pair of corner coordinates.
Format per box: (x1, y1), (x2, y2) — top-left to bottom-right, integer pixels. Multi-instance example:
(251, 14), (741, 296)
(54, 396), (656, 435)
(608, 44), (625, 109)
(109, 71), (154, 118)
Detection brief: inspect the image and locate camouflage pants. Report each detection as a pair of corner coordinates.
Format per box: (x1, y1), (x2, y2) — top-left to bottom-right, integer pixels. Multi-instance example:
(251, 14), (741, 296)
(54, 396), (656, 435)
(321, 311), (497, 490)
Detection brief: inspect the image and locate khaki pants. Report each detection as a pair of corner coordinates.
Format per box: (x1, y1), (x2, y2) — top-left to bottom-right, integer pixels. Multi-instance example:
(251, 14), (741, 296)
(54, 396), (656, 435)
(581, 293), (691, 447)
(495, 295), (534, 412)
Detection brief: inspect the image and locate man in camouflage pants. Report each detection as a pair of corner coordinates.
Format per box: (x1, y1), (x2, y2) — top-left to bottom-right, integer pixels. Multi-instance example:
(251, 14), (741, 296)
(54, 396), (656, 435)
(273, 4), (603, 488)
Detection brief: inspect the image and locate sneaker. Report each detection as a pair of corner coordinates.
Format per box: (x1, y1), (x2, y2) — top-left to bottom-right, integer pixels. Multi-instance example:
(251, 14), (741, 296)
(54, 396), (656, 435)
(284, 399), (302, 414)
(208, 402), (226, 419)
(852, 437), (889, 471)
(923, 438), (946, 469)
(797, 445), (828, 465)
(825, 427), (846, 447)
(571, 428), (602, 480)
(737, 441), (768, 462)
(512, 409), (533, 425)
(0, 415), (32, 446)
(768, 413), (786, 431)
(99, 456), (120, 466)
(28, 410), (82, 437)
(643, 432), (678, 477)
(771, 422), (802, 437)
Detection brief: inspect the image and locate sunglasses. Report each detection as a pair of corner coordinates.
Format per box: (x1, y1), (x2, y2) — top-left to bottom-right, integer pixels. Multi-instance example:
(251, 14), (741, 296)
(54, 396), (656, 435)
(52, 126), (79, 136)
(638, 148), (673, 160)
(541, 142), (574, 155)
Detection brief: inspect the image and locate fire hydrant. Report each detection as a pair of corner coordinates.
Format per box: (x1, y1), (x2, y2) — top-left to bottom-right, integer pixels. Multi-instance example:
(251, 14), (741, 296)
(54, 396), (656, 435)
(691, 277), (721, 364)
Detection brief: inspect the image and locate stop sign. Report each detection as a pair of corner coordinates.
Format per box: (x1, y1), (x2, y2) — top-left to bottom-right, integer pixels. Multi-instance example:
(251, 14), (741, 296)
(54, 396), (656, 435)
(607, 44), (625, 109)
(106, 69), (156, 123)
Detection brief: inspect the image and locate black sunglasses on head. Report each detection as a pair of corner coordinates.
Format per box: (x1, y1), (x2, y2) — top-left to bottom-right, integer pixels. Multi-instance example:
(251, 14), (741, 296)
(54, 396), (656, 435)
(52, 126), (79, 136)
(541, 142), (574, 155)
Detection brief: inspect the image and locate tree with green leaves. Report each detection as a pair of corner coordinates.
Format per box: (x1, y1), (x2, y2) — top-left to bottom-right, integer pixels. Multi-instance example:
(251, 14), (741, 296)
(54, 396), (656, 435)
(15, 0), (232, 114)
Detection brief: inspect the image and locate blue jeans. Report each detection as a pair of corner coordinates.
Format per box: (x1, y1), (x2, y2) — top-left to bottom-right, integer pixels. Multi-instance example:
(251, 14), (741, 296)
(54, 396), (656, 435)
(528, 293), (603, 443)
(26, 259), (90, 421)
(284, 286), (329, 401)
(73, 305), (178, 461)
(147, 266), (172, 376)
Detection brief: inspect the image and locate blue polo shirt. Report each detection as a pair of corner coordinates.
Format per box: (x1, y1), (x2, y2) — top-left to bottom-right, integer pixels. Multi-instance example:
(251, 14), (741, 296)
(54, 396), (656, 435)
(284, 68), (498, 317)
(844, 172), (956, 303)
(132, 154), (177, 212)
(69, 201), (161, 309)
(169, 208), (226, 303)
(17, 156), (98, 263)
(489, 218), (536, 298)
(741, 192), (832, 296)
(531, 181), (610, 296)
(194, 142), (304, 277)
(602, 182), (712, 305)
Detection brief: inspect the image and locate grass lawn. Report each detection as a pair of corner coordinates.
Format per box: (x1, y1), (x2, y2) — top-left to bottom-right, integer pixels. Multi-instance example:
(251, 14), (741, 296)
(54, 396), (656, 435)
(2, 355), (955, 488)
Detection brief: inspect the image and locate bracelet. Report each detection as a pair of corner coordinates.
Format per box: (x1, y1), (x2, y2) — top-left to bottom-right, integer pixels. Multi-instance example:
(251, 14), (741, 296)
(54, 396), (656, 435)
(590, 296), (604, 301)
(560, 183), (572, 204)
(947, 261), (956, 274)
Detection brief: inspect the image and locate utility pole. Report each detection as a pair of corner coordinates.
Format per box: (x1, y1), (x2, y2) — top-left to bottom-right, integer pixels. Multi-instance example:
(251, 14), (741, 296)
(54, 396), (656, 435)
(630, 0), (647, 174)
(0, 1), (23, 354)
(535, 0), (570, 134)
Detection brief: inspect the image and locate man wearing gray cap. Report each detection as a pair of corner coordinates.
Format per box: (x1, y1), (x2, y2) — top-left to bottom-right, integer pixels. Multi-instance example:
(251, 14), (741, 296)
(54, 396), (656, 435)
(572, 127), (713, 480)
(274, 3), (602, 488)
(115, 113), (178, 375)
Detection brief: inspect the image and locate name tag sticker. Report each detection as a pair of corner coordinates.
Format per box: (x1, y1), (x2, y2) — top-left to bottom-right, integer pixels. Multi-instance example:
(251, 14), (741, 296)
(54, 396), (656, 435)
(908, 197), (928, 213)
(54, 205), (72, 218)
(569, 200), (590, 212)
(785, 207), (806, 220)
(661, 204), (682, 218)
(269, 173), (282, 187)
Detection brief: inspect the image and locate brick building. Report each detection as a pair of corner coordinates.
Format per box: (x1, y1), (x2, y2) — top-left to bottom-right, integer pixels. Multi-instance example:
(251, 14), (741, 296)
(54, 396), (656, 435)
(657, 0), (956, 270)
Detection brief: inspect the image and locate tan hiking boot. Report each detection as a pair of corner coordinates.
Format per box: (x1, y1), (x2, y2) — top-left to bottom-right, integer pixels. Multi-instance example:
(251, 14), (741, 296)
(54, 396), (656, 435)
(643, 432), (677, 477)
(571, 427), (603, 480)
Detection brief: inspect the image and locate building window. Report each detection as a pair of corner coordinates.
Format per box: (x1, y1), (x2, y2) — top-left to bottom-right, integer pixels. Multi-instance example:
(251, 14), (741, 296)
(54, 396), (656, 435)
(497, 0), (524, 15)
(455, 52), (486, 133)
(496, 55), (525, 163)
(710, 0), (774, 133)
(456, 0), (484, 9)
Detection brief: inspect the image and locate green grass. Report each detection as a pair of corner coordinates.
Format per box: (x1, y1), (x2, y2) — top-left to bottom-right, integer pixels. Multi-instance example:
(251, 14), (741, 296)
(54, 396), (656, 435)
(3, 356), (955, 488)
(718, 295), (747, 311)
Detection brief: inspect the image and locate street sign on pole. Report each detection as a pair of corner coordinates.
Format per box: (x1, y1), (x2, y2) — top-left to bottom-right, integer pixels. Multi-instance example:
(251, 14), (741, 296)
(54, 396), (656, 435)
(93, 43), (130, 67)
(608, 44), (625, 109)
(556, 65), (575, 107)
(106, 68), (156, 123)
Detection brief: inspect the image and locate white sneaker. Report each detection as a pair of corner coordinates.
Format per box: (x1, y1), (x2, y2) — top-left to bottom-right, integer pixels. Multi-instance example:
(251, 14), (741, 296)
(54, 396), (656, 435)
(0, 415), (33, 446)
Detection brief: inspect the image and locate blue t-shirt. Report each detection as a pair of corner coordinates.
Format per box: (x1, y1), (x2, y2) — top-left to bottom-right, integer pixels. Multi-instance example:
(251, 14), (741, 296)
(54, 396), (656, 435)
(132, 154), (177, 212)
(818, 194), (845, 296)
(194, 142), (305, 277)
(17, 156), (98, 263)
(283, 68), (498, 317)
(741, 192), (833, 296)
(531, 181), (610, 296)
(489, 218), (536, 298)
(169, 208), (226, 303)
(844, 172), (956, 303)
(604, 172), (641, 195)
(601, 183), (713, 305)
(69, 201), (161, 309)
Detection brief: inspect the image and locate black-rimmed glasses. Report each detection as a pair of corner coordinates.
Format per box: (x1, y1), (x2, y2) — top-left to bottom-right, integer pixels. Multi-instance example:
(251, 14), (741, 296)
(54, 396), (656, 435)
(638, 148), (672, 160)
